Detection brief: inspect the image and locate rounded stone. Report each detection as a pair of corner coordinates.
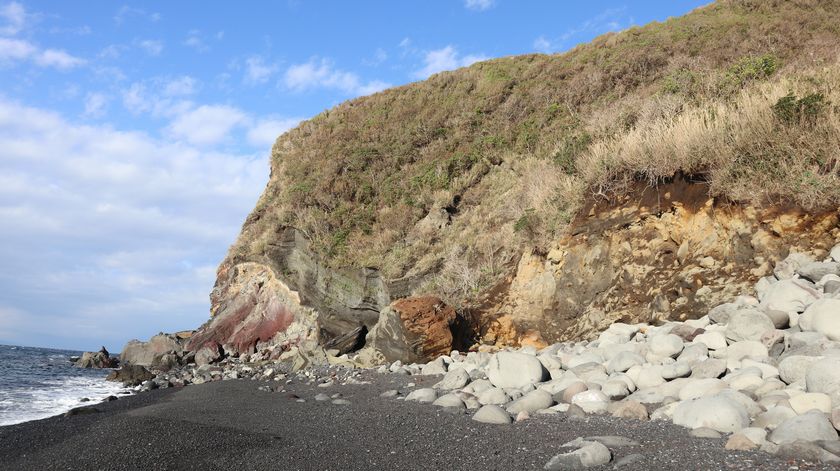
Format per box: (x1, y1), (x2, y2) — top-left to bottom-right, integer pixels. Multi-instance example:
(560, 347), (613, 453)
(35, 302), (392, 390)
(472, 404), (512, 424)
(477, 387), (509, 406)
(800, 299), (840, 341)
(606, 351), (644, 374)
(789, 392), (832, 414)
(649, 334), (684, 358)
(404, 388), (437, 403)
(506, 389), (554, 414)
(432, 393), (466, 409)
(672, 394), (750, 433)
(805, 357), (840, 401)
(433, 368), (470, 390)
(726, 309), (775, 343)
(768, 410), (839, 444)
(571, 390), (610, 414)
(779, 355), (821, 385)
(487, 352), (547, 389)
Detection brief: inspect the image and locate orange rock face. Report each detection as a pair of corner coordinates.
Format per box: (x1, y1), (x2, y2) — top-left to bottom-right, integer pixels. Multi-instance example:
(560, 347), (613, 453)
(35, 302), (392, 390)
(366, 296), (461, 363)
(392, 296), (457, 360)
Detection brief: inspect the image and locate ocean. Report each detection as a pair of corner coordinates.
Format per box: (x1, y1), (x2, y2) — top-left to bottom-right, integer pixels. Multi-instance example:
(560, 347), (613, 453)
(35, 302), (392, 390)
(0, 344), (131, 426)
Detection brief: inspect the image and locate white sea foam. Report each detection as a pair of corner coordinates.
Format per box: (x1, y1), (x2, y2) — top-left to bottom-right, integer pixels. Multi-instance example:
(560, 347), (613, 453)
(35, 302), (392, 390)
(0, 374), (131, 426)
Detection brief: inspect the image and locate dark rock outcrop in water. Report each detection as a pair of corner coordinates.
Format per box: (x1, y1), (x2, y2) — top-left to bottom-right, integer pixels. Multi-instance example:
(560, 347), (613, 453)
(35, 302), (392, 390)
(73, 347), (118, 369)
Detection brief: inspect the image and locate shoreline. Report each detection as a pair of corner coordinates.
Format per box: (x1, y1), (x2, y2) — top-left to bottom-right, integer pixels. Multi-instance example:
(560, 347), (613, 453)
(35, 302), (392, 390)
(1, 370), (834, 470)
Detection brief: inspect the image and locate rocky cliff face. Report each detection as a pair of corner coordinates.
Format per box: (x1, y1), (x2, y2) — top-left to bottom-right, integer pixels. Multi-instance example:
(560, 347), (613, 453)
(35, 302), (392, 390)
(478, 176), (839, 345)
(189, 227), (419, 356)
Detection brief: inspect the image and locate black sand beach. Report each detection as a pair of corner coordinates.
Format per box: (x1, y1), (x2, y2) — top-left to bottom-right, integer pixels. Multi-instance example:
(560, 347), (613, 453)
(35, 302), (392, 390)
(1, 371), (835, 471)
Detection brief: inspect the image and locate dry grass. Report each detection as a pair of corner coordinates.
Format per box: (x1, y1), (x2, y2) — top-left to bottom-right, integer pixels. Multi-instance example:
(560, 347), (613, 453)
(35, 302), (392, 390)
(226, 0), (840, 307)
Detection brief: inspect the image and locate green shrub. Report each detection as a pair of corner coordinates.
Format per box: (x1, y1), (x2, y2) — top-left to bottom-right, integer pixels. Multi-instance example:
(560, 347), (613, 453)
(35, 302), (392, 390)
(553, 132), (591, 174)
(720, 54), (779, 93)
(772, 92), (828, 125)
(513, 208), (536, 233)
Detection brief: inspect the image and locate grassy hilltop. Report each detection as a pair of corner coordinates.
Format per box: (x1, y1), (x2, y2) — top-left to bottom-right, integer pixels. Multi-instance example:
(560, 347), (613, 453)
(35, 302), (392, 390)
(229, 0), (840, 306)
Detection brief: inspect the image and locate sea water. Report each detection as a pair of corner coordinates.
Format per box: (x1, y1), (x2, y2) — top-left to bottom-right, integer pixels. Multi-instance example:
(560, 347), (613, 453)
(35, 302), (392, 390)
(0, 344), (131, 426)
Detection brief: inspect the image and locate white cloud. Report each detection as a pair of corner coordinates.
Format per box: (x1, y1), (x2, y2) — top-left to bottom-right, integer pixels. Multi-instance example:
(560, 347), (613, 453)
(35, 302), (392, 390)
(0, 98), (268, 350)
(363, 48), (388, 67)
(244, 55), (277, 84)
(167, 104), (248, 146)
(0, 37), (34, 61)
(283, 57), (390, 96)
(533, 36), (552, 53)
(137, 39), (163, 56)
(35, 49), (86, 69)
(0, 1), (25, 35)
(0, 38), (85, 70)
(99, 44), (126, 59)
(246, 117), (301, 148)
(184, 30), (208, 52)
(413, 45), (487, 79)
(464, 0), (495, 11)
(83, 92), (108, 118)
(114, 6), (160, 25)
(163, 75), (197, 96)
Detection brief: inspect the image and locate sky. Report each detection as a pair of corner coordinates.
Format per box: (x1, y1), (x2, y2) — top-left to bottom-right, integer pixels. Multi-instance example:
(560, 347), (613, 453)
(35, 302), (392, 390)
(0, 0), (710, 351)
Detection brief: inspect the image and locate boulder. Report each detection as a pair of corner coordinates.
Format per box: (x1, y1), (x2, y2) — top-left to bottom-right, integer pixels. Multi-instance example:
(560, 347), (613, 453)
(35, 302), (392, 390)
(797, 262), (840, 283)
(74, 347), (118, 368)
(760, 279), (819, 313)
(194, 342), (223, 366)
(779, 355), (821, 385)
(725, 309), (774, 343)
(507, 389), (554, 414)
(571, 390), (610, 414)
(789, 393), (832, 414)
(472, 405), (512, 424)
(365, 296), (459, 364)
(120, 334), (184, 368)
(799, 299), (840, 341)
(774, 252), (814, 280)
(805, 357), (840, 403)
(487, 351), (547, 389)
(672, 394), (750, 433)
(649, 334), (684, 358)
(768, 410), (839, 444)
(544, 441), (611, 470)
(434, 368), (470, 390)
(606, 351), (644, 374)
(405, 388), (438, 403)
(106, 364), (154, 386)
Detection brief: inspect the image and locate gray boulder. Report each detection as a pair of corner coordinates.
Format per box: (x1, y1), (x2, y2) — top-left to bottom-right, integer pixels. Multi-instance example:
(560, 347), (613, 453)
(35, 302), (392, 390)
(725, 309), (774, 343)
(544, 441), (611, 470)
(472, 405), (512, 424)
(800, 299), (840, 341)
(768, 410), (839, 444)
(507, 389), (554, 414)
(487, 352), (547, 389)
(672, 394), (749, 433)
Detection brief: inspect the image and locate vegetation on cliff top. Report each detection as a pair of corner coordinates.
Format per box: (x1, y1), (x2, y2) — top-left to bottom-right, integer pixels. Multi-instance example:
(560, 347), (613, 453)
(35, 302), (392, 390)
(231, 0), (840, 306)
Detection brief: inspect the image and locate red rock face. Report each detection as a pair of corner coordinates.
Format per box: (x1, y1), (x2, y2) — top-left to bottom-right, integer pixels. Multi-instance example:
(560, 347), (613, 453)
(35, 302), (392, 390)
(186, 263), (316, 356)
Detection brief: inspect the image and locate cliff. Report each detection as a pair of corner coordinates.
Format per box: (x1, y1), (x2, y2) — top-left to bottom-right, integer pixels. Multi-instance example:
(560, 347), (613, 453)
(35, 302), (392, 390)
(189, 0), (840, 358)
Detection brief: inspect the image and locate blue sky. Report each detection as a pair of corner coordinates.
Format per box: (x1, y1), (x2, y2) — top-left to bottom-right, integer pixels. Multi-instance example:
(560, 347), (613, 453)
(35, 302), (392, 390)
(0, 0), (709, 351)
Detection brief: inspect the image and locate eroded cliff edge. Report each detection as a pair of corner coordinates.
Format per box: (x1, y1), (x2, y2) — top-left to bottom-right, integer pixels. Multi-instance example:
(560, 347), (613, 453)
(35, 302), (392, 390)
(184, 0), (840, 360)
